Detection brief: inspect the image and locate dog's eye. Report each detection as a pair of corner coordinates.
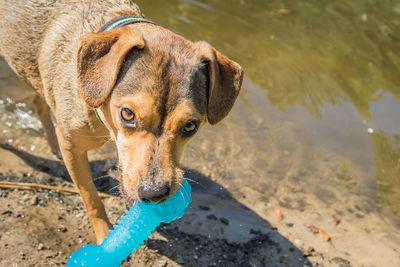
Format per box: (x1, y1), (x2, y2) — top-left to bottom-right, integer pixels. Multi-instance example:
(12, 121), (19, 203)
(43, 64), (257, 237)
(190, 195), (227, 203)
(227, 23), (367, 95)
(182, 120), (198, 136)
(120, 108), (135, 124)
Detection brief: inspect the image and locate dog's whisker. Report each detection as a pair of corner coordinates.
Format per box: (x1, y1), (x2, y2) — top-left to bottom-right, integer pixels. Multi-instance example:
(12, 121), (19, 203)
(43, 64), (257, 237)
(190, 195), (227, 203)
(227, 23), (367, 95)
(92, 174), (110, 182)
(108, 184), (121, 193)
(184, 177), (205, 189)
(74, 133), (111, 138)
(179, 179), (191, 198)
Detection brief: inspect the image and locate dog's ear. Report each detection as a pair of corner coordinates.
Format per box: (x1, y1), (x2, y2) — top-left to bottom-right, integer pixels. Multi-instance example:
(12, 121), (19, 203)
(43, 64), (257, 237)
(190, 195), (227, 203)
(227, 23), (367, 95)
(196, 41), (243, 125)
(77, 27), (145, 108)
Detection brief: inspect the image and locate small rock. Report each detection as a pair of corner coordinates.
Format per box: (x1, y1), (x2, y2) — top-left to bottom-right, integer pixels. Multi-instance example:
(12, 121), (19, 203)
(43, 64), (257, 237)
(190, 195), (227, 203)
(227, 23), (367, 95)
(23, 194), (30, 202)
(176, 255), (185, 264)
(294, 239), (303, 247)
(157, 259), (167, 267)
(57, 225), (67, 232)
(286, 223), (294, 227)
(198, 205), (210, 211)
(37, 243), (44, 250)
(30, 195), (39, 205)
(193, 255), (198, 260)
(361, 13), (367, 21)
(331, 257), (352, 267)
(219, 217), (229, 225)
(206, 214), (218, 220)
(14, 211), (24, 218)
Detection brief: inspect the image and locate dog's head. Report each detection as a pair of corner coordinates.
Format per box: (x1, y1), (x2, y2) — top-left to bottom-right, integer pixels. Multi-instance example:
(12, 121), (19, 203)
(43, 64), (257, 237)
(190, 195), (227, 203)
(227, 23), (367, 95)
(77, 24), (243, 204)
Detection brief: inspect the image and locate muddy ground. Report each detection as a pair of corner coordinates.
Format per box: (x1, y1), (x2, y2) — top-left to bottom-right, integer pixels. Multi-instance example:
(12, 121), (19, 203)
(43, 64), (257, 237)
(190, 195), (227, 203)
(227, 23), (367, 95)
(0, 149), (309, 267)
(1, 138), (399, 267)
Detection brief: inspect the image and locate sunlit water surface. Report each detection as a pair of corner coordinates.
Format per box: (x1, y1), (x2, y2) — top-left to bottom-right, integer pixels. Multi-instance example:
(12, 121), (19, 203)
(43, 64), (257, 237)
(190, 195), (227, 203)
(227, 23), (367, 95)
(135, 0), (400, 224)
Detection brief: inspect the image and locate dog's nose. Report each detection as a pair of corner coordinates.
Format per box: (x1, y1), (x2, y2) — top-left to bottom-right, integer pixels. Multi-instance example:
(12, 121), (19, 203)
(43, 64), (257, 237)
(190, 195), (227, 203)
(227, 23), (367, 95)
(138, 184), (170, 203)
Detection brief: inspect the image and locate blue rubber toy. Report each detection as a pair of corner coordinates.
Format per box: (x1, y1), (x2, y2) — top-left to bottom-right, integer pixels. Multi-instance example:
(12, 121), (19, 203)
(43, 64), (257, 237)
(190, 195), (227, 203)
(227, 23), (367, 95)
(67, 179), (192, 266)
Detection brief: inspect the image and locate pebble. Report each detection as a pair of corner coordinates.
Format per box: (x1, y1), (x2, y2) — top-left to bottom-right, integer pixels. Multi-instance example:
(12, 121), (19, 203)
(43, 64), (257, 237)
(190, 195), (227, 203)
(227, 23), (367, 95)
(331, 257), (351, 267)
(206, 214), (218, 220)
(198, 205), (211, 211)
(30, 195), (39, 205)
(23, 194), (30, 202)
(157, 259), (167, 267)
(37, 243), (44, 250)
(219, 217), (229, 225)
(57, 225), (68, 232)
(14, 211), (24, 218)
(176, 255), (185, 264)
(294, 239), (304, 247)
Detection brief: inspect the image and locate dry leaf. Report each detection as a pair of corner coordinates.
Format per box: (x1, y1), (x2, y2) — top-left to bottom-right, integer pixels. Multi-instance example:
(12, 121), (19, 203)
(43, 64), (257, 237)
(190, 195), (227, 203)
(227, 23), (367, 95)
(273, 209), (283, 220)
(332, 216), (340, 225)
(318, 229), (331, 241)
(302, 250), (313, 257)
(347, 178), (356, 184)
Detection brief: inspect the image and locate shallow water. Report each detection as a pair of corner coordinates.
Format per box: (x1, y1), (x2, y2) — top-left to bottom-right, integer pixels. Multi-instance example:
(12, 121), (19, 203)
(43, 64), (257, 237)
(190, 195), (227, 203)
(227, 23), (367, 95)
(133, 0), (400, 223)
(0, 0), (399, 244)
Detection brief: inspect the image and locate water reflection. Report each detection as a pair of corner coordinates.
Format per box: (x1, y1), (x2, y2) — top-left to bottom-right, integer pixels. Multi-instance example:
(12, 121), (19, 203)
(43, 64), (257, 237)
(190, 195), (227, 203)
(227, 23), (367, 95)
(135, 0), (400, 220)
(137, 0), (400, 118)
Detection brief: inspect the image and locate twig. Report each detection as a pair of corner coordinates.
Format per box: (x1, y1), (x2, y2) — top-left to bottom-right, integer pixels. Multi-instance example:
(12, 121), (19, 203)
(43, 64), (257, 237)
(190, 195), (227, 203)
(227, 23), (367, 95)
(0, 181), (112, 198)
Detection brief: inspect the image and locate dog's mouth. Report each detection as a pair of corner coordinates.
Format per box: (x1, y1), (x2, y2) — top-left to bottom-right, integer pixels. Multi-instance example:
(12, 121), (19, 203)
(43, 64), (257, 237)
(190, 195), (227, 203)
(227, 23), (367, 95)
(120, 184), (135, 208)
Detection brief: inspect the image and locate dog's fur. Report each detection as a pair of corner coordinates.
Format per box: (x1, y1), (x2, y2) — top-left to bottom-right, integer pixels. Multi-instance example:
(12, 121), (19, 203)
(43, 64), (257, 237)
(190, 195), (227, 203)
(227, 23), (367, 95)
(0, 0), (243, 244)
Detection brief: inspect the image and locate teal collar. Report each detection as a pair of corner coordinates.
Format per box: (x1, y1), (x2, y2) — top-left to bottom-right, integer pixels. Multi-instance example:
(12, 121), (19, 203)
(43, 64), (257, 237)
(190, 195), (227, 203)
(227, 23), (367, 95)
(98, 14), (157, 33)
(93, 15), (158, 124)
(93, 109), (104, 125)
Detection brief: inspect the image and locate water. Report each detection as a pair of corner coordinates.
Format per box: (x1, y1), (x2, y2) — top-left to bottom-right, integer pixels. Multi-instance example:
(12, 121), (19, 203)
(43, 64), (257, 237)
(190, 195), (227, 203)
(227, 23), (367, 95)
(134, 0), (400, 222)
(0, 0), (400, 262)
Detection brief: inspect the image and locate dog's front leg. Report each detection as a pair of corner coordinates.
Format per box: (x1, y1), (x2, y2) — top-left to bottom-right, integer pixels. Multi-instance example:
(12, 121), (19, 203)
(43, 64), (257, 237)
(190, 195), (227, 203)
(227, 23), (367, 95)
(56, 127), (112, 244)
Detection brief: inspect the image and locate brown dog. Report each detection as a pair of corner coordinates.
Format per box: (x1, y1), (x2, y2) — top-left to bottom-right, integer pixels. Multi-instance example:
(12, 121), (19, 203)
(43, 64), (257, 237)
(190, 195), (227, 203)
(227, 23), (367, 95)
(0, 0), (243, 244)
